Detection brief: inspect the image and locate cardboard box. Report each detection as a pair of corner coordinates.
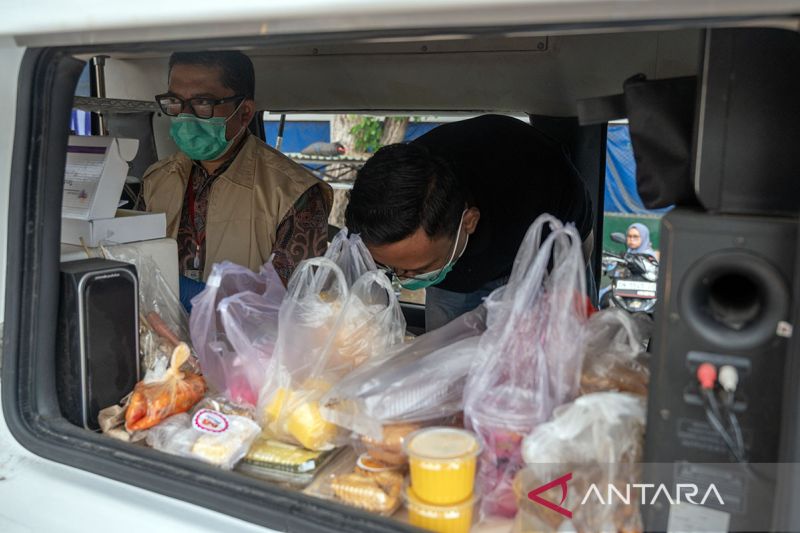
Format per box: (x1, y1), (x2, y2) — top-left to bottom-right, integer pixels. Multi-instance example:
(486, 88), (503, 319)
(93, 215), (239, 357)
(62, 135), (139, 220)
(61, 209), (166, 247)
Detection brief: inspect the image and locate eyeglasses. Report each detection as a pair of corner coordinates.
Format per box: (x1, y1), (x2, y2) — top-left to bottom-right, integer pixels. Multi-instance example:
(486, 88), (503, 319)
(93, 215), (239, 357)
(375, 263), (439, 282)
(155, 93), (245, 119)
(374, 239), (458, 282)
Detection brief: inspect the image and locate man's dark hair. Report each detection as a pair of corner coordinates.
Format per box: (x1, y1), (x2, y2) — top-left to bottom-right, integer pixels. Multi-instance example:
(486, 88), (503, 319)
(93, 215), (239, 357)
(168, 51), (255, 99)
(345, 143), (466, 245)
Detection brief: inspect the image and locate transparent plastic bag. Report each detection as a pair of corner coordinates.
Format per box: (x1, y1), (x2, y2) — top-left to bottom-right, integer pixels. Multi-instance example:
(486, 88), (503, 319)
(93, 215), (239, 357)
(125, 343), (207, 432)
(464, 214), (590, 519)
(581, 309), (651, 396)
(325, 228), (377, 286)
(258, 261), (406, 451)
(516, 392), (646, 533)
(321, 305), (486, 442)
(145, 407), (261, 470)
(102, 245), (189, 372)
(189, 261), (285, 405)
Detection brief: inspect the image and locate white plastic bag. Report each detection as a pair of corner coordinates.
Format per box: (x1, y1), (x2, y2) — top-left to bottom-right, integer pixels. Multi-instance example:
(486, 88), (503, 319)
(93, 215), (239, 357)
(102, 245), (189, 372)
(321, 304), (486, 441)
(581, 309), (651, 396)
(464, 214), (590, 519)
(189, 261), (286, 405)
(258, 261), (406, 451)
(516, 392), (646, 533)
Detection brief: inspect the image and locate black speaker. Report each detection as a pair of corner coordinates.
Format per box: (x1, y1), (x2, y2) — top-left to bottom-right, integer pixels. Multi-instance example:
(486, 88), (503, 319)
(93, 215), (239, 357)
(644, 208), (795, 530)
(57, 258), (140, 430)
(694, 28), (800, 215)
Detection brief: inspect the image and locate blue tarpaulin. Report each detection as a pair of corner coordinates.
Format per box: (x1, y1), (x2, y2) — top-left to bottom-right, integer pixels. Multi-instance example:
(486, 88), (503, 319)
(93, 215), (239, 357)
(604, 124), (670, 215)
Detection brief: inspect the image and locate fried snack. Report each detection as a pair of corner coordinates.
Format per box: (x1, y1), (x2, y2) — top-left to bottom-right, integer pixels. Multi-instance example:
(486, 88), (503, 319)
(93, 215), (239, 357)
(360, 422), (421, 466)
(580, 358), (649, 396)
(125, 343), (206, 431)
(330, 469), (403, 515)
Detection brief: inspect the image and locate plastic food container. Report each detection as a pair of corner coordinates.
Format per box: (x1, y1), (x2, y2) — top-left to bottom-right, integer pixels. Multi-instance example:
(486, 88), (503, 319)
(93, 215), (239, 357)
(403, 427), (481, 505)
(404, 485), (479, 533)
(356, 453), (404, 475)
(236, 437), (341, 488)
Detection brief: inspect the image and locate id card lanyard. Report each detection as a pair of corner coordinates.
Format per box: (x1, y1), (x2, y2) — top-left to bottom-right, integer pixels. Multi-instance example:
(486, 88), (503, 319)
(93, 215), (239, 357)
(187, 173), (204, 270)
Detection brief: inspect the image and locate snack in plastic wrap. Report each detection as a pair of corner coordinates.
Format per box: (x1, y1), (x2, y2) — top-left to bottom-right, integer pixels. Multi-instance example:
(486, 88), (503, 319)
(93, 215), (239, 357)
(145, 407), (261, 470)
(321, 306), (486, 444)
(125, 343), (206, 431)
(193, 395), (256, 419)
(302, 447), (403, 516)
(580, 309), (651, 396)
(516, 392), (646, 533)
(237, 436), (341, 487)
(190, 261), (285, 406)
(360, 422), (422, 466)
(464, 215), (590, 519)
(330, 469), (404, 515)
(102, 245), (192, 373)
(259, 261), (405, 450)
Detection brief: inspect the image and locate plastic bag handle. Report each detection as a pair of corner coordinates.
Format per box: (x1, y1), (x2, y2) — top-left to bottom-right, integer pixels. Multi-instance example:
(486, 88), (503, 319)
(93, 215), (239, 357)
(290, 257), (350, 300)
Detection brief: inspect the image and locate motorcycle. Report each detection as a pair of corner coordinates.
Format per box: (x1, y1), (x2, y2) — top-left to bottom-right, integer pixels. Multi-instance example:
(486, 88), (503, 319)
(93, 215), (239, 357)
(599, 232), (659, 313)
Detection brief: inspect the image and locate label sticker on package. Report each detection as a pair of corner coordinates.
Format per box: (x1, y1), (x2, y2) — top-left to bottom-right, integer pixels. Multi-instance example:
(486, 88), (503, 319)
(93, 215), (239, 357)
(192, 409), (230, 434)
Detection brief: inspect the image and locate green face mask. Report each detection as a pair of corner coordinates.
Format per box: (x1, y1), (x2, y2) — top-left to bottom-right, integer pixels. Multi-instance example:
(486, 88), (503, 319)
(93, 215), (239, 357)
(399, 211), (469, 291)
(169, 101), (244, 161)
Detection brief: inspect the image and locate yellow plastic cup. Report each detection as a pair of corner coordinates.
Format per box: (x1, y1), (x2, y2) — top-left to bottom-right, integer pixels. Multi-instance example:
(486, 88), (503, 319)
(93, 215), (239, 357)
(404, 427), (481, 505)
(405, 485), (478, 533)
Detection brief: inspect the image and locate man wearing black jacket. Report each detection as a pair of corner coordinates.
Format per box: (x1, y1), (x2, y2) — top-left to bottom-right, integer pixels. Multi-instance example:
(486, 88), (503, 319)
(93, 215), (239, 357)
(345, 114), (594, 330)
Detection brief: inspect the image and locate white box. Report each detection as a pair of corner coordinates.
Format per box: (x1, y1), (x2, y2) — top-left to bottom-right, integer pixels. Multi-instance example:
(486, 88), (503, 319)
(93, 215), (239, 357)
(61, 209), (166, 247)
(62, 135), (139, 220)
(60, 238), (179, 297)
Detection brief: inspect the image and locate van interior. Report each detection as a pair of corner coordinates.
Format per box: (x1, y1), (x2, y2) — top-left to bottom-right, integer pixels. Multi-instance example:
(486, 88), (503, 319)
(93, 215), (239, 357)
(4, 17), (800, 532)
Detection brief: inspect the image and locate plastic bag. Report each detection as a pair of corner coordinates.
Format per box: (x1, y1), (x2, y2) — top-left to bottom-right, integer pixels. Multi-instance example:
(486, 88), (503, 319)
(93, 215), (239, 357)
(189, 261), (285, 405)
(325, 228), (377, 286)
(145, 407), (261, 470)
(102, 245), (189, 372)
(580, 309), (651, 396)
(516, 392), (646, 533)
(464, 214), (590, 519)
(321, 305), (486, 442)
(125, 343), (207, 431)
(259, 261), (405, 451)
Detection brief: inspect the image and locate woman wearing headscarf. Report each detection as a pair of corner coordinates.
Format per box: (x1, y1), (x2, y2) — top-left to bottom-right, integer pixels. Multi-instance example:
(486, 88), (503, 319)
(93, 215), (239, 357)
(626, 222), (659, 260)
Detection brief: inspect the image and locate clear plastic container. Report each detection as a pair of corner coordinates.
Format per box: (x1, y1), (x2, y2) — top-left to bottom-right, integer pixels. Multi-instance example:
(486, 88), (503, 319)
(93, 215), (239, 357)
(404, 485), (479, 533)
(236, 436), (342, 488)
(403, 427), (481, 505)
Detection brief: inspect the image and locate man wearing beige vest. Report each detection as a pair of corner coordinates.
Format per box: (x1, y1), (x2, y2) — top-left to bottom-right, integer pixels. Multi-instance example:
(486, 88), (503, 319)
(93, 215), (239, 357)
(144, 51), (332, 300)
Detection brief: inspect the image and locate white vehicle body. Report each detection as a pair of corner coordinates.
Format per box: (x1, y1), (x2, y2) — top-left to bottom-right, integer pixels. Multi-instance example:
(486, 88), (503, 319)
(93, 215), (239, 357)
(1, 2), (799, 532)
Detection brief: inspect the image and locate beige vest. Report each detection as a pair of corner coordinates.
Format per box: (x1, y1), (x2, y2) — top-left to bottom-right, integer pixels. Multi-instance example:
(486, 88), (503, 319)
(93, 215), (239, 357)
(143, 135), (332, 281)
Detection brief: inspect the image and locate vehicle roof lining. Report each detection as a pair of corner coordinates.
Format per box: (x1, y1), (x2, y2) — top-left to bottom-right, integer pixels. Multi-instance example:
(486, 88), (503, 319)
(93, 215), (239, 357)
(92, 29), (703, 117)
